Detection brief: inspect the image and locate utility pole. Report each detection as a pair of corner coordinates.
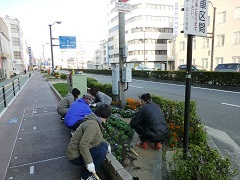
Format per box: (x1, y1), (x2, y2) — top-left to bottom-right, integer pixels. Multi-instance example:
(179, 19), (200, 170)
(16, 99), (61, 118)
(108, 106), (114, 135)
(49, 21), (61, 73)
(210, 6), (216, 71)
(118, 12), (126, 108)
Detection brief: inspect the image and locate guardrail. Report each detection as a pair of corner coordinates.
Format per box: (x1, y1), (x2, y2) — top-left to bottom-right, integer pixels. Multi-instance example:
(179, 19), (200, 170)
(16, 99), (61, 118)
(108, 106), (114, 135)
(0, 78), (20, 109)
(0, 74), (30, 115)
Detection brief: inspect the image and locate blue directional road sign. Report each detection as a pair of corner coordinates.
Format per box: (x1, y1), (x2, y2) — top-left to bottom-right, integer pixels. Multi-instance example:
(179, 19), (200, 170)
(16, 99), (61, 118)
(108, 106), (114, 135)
(59, 36), (76, 49)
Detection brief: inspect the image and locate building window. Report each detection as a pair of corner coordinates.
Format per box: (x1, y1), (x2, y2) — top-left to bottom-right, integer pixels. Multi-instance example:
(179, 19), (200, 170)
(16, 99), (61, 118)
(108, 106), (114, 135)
(201, 58), (208, 68)
(14, 51), (21, 59)
(234, 6), (240, 19)
(233, 31), (240, 45)
(11, 24), (19, 33)
(179, 41), (185, 51)
(217, 35), (225, 46)
(215, 57), (223, 64)
(12, 37), (20, 46)
(232, 56), (240, 63)
(202, 38), (209, 48)
(217, 11), (226, 24)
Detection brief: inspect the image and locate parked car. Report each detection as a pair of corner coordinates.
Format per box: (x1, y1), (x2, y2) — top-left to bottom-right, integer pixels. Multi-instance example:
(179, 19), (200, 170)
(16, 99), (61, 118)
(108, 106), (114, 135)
(214, 63), (240, 72)
(177, 64), (207, 71)
(134, 66), (153, 71)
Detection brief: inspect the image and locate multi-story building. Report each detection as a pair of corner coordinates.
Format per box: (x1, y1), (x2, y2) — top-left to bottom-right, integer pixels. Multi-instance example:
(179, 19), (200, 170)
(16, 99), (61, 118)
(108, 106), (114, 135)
(174, 0), (240, 71)
(0, 17), (11, 79)
(107, 0), (177, 70)
(3, 15), (28, 74)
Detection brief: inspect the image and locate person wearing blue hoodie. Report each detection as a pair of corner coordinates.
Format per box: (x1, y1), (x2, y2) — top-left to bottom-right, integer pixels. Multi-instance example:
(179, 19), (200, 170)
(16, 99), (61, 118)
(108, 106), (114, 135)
(64, 93), (93, 130)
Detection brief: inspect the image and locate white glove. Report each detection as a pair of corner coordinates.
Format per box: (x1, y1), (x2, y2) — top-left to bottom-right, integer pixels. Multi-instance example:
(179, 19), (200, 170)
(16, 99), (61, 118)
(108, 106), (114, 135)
(86, 163), (96, 173)
(108, 145), (112, 153)
(91, 103), (97, 107)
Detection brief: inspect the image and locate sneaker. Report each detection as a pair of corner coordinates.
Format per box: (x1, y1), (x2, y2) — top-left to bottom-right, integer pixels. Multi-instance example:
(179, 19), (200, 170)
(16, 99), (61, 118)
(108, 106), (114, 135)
(70, 130), (76, 136)
(152, 142), (162, 150)
(60, 116), (64, 122)
(81, 175), (99, 180)
(136, 142), (148, 149)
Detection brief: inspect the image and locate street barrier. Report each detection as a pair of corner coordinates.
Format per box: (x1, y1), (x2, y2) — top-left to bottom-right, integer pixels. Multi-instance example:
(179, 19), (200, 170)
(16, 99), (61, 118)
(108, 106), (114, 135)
(0, 78), (20, 109)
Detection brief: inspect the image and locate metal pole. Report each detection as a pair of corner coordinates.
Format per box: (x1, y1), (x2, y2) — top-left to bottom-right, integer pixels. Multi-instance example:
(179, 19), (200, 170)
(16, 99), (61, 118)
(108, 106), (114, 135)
(119, 12), (126, 108)
(210, 7), (216, 71)
(49, 25), (54, 73)
(12, 81), (15, 96)
(42, 45), (45, 61)
(2, 86), (6, 107)
(144, 29), (146, 65)
(183, 35), (193, 157)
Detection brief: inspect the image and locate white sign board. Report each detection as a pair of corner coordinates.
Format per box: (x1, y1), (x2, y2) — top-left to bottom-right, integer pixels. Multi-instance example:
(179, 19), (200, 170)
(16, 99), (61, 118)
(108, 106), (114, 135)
(184, 0), (209, 36)
(115, 2), (132, 13)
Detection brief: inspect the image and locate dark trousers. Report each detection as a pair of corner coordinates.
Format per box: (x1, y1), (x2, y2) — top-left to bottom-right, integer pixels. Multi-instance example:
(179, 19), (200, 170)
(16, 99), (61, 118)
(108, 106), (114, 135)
(69, 120), (83, 131)
(134, 124), (168, 143)
(69, 142), (108, 179)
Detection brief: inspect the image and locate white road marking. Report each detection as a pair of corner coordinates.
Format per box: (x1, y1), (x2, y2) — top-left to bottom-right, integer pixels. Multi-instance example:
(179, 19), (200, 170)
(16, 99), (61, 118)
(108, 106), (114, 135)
(221, 103), (240, 108)
(33, 126), (36, 130)
(134, 79), (240, 94)
(129, 85), (143, 89)
(30, 166), (34, 174)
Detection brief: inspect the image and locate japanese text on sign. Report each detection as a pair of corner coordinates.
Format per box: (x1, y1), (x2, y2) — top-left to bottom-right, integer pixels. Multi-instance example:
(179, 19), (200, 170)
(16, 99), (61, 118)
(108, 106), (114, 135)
(184, 0), (209, 36)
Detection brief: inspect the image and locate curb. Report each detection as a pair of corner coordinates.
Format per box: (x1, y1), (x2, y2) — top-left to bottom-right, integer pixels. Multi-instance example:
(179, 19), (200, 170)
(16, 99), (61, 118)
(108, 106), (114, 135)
(48, 81), (134, 180)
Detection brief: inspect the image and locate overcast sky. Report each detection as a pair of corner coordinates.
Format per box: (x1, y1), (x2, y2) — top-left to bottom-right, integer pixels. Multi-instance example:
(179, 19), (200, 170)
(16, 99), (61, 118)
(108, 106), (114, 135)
(0, 0), (108, 58)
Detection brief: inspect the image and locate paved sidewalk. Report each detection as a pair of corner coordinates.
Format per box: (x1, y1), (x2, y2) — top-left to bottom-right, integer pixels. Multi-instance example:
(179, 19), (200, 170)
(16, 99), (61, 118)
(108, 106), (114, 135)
(0, 72), (110, 180)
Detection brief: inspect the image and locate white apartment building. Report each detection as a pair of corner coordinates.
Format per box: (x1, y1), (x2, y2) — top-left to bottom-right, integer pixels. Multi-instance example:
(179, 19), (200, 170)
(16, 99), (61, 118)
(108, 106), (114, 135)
(107, 0), (177, 70)
(60, 40), (101, 69)
(3, 15), (28, 74)
(0, 17), (11, 79)
(174, 0), (240, 71)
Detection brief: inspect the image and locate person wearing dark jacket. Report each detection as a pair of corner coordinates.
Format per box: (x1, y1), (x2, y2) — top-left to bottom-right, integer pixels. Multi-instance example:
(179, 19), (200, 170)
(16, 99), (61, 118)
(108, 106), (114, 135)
(64, 93), (93, 130)
(67, 104), (112, 180)
(130, 93), (168, 150)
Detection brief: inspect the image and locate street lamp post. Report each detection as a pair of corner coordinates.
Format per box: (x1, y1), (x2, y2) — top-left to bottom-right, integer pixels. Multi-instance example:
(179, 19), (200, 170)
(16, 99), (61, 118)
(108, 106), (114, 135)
(209, 1), (217, 71)
(49, 21), (61, 72)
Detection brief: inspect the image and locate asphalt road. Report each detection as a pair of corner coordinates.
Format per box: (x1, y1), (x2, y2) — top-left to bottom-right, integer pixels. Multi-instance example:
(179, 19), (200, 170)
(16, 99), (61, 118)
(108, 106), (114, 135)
(86, 73), (240, 176)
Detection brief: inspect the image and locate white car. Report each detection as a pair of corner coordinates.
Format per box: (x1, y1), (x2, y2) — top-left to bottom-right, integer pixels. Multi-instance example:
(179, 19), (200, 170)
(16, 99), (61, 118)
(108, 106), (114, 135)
(134, 66), (153, 71)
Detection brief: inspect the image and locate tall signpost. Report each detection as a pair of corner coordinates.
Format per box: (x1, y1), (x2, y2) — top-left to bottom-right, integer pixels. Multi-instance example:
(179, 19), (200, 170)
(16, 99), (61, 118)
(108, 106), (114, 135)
(115, 0), (131, 108)
(183, 0), (209, 156)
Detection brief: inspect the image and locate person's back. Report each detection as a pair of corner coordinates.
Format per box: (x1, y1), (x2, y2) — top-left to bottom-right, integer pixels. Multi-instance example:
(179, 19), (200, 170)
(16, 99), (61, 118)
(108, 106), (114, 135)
(89, 88), (112, 107)
(95, 91), (112, 106)
(57, 93), (74, 116)
(130, 93), (168, 150)
(138, 101), (168, 141)
(64, 94), (93, 130)
(56, 88), (80, 119)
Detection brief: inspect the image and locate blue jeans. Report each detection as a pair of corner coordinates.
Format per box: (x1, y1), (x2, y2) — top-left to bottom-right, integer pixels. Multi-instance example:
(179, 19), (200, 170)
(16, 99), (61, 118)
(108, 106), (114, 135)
(69, 142), (108, 179)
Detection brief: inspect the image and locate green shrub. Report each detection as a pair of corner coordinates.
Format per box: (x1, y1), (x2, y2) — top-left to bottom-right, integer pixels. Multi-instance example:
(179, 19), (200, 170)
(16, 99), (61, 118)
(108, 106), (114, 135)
(60, 73), (67, 79)
(170, 144), (237, 180)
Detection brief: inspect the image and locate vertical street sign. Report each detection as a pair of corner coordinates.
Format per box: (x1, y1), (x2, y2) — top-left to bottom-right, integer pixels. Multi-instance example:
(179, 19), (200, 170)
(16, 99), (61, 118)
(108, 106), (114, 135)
(184, 0), (209, 36)
(115, 2), (132, 13)
(183, 0), (209, 156)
